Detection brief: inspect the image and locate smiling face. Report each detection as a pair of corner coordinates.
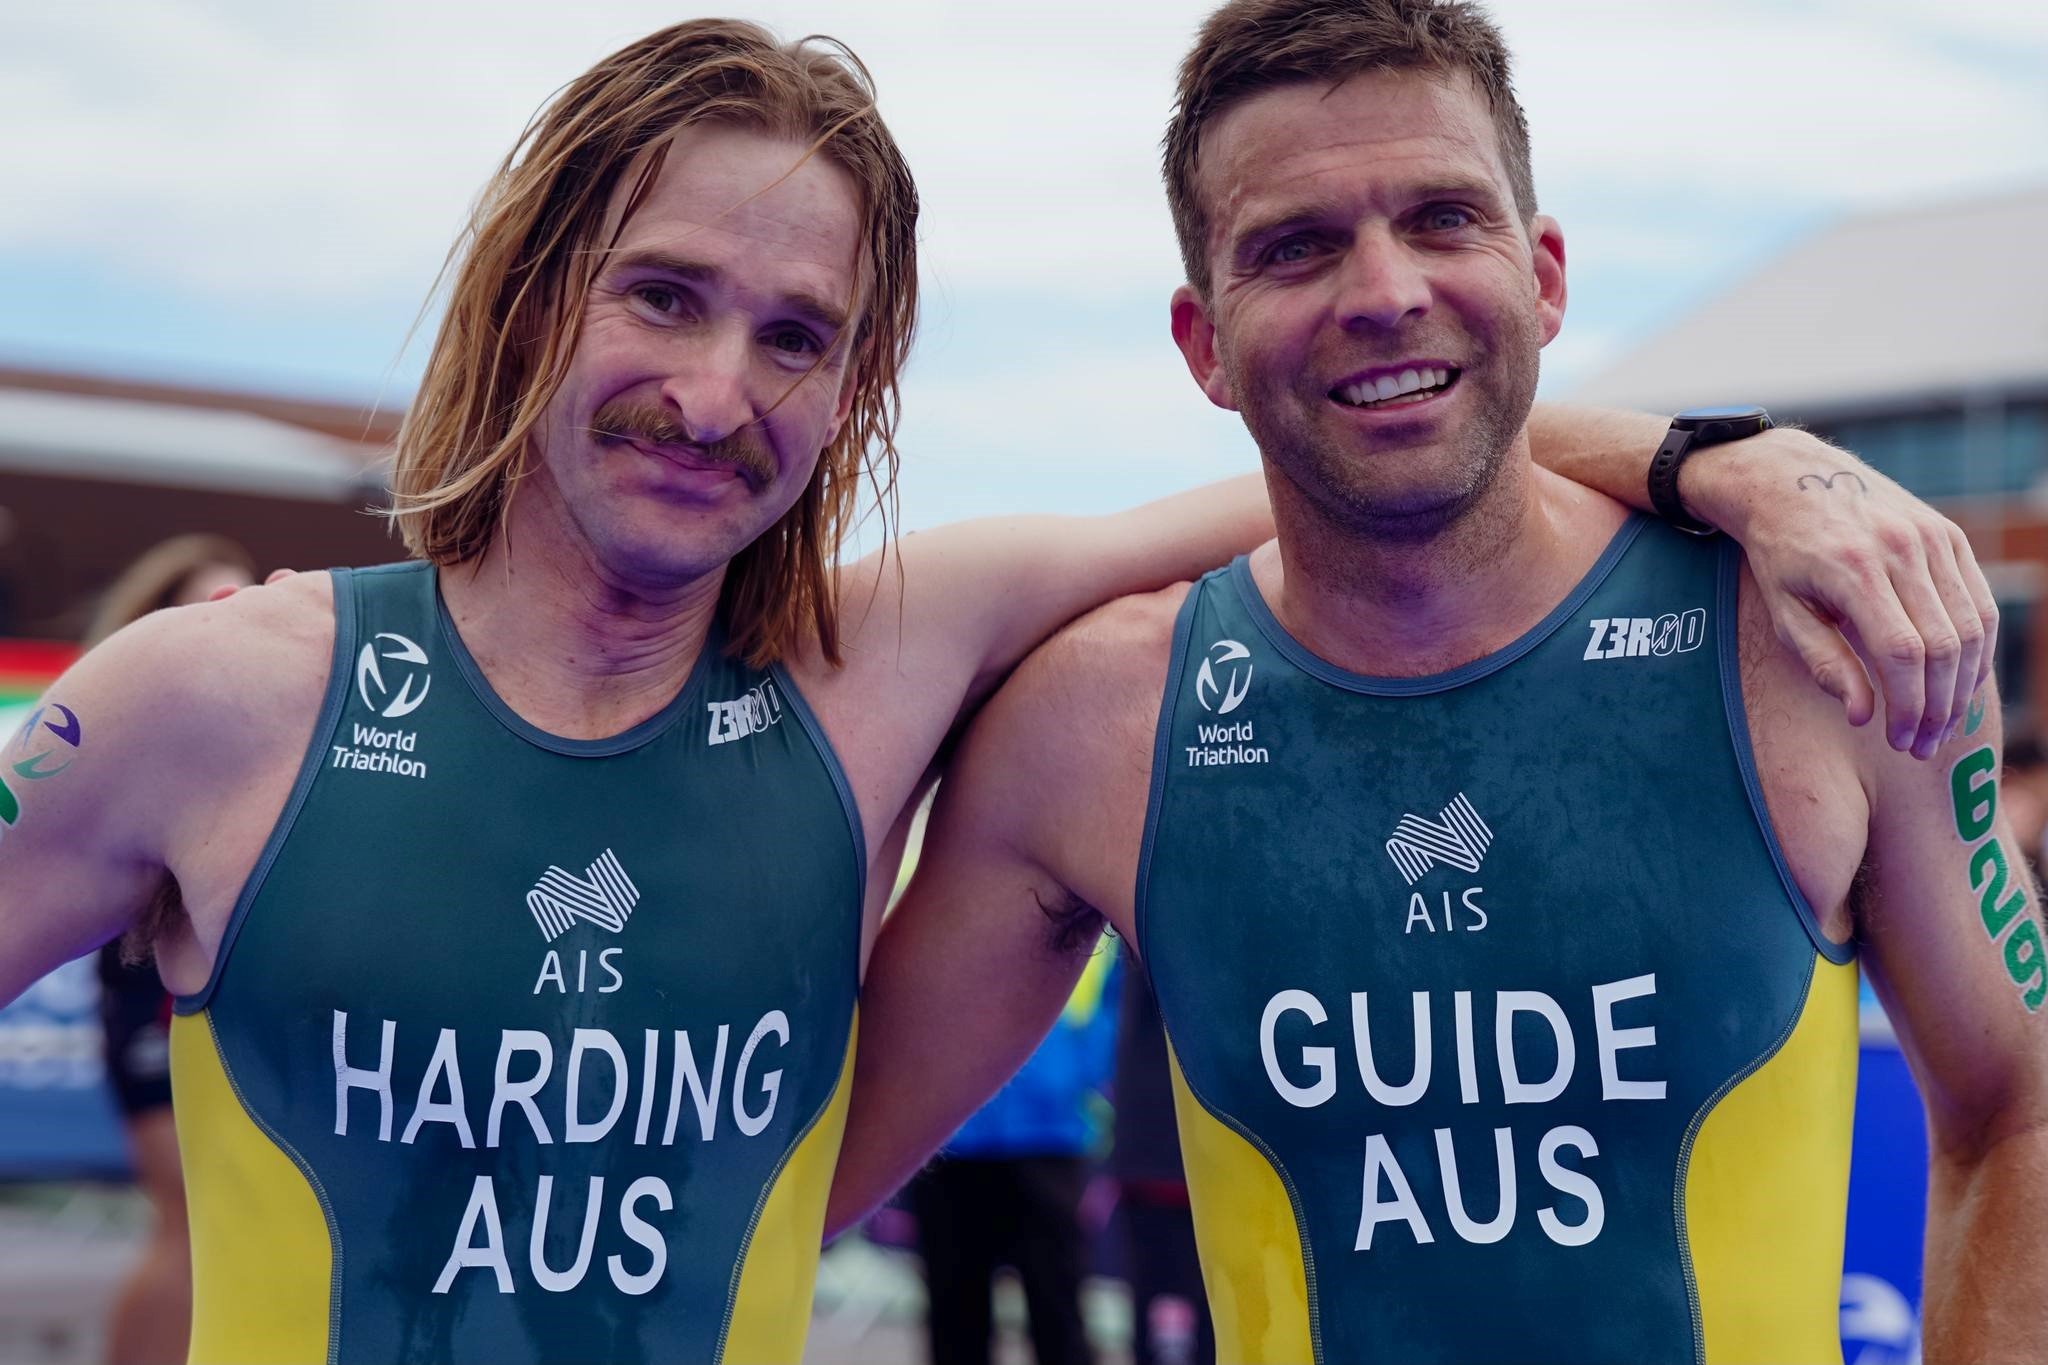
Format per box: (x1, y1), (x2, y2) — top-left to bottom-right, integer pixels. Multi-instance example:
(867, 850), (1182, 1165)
(530, 122), (866, 590)
(1171, 69), (1566, 540)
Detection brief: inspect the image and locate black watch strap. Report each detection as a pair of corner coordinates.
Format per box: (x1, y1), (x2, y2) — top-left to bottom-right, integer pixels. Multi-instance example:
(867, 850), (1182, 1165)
(1647, 427), (1715, 535)
(1646, 407), (1774, 537)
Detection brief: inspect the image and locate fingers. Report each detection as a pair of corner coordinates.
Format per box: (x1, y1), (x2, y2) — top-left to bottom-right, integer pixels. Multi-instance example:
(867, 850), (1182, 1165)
(207, 568), (298, 602)
(1771, 591), (1876, 728)
(1947, 524), (2000, 700)
(1924, 526), (1989, 740)
(1874, 530), (1965, 758)
(1826, 561), (1928, 751)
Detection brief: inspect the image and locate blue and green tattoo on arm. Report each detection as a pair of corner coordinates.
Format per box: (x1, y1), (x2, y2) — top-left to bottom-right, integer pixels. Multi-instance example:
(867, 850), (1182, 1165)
(0, 703), (82, 836)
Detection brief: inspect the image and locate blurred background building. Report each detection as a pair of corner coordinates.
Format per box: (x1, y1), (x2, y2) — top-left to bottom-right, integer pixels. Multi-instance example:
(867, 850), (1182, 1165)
(0, 366), (401, 641)
(1572, 184), (2048, 730)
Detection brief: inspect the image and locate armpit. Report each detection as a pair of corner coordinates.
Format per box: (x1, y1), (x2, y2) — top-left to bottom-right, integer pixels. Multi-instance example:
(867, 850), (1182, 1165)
(1035, 886), (1105, 956)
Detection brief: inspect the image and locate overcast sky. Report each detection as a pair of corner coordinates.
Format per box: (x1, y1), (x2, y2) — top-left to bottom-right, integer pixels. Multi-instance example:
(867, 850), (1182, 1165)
(3, 0), (2045, 529)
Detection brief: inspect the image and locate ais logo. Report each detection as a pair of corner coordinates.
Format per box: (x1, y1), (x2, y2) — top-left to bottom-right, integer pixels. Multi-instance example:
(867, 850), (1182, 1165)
(1196, 639), (1253, 715)
(1385, 792), (1493, 886)
(356, 633), (432, 719)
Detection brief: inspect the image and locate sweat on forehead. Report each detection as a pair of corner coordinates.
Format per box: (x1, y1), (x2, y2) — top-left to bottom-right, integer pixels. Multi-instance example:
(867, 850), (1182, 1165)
(599, 124), (869, 321)
(1197, 69), (1511, 246)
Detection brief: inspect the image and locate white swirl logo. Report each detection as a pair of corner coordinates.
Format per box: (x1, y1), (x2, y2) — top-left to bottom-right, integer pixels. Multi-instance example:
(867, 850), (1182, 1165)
(356, 632), (432, 719)
(1195, 639), (1253, 715)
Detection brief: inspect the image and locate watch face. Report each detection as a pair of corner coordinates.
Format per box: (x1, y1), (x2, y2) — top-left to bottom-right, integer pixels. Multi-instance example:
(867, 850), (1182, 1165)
(1675, 404), (1768, 424)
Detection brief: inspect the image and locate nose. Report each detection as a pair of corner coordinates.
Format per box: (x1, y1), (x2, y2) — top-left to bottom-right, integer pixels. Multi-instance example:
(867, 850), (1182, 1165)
(656, 326), (757, 446)
(1334, 226), (1431, 333)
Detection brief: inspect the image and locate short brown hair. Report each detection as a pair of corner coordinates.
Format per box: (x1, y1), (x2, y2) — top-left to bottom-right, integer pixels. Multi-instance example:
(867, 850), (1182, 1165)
(391, 19), (918, 668)
(1164, 0), (1535, 296)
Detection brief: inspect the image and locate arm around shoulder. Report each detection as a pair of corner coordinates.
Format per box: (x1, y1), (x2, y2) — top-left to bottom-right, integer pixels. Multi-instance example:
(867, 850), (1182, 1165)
(835, 477), (1267, 723)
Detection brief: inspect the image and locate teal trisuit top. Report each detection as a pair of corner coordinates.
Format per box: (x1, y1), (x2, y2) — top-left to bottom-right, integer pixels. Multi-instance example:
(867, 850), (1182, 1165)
(1140, 520), (1857, 1364)
(172, 561), (863, 1364)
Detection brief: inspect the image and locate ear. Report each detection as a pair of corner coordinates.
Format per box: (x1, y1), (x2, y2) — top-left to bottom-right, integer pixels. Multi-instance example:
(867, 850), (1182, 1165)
(1170, 284), (1239, 412)
(1529, 214), (1567, 346)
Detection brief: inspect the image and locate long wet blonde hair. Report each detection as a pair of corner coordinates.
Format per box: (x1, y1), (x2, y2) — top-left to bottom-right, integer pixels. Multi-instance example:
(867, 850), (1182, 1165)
(390, 19), (918, 667)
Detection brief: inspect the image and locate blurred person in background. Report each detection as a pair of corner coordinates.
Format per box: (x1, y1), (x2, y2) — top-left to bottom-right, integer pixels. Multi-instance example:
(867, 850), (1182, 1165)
(910, 945), (1118, 1365)
(1108, 963), (1210, 1365)
(0, 13), (2008, 1365)
(81, 535), (257, 1365)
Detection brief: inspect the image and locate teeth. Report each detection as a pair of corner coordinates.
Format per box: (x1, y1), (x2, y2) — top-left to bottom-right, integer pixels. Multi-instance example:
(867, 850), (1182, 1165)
(1338, 367), (1453, 407)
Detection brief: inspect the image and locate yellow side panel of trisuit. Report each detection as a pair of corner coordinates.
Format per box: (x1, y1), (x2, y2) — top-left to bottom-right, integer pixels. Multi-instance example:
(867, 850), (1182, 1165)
(719, 1014), (858, 1365)
(1684, 955), (1858, 1364)
(170, 1011), (333, 1365)
(1167, 1044), (1315, 1365)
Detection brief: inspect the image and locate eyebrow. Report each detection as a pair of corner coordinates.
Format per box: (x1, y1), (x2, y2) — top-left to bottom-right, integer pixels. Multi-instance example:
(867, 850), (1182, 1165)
(606, 248), (852, 333)
(1227, 178), (1508, 263)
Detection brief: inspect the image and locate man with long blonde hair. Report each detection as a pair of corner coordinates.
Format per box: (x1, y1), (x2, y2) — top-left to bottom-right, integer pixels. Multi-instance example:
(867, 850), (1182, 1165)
(0, 16), (1998, 1364)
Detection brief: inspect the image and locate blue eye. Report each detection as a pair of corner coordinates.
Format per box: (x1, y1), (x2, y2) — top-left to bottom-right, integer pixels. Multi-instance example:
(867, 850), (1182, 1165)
(767, 328), (821, 356)
(1266, 237), (1316, 266)
(634, 285), (681, 313)
(1423, 206), (1474, 231)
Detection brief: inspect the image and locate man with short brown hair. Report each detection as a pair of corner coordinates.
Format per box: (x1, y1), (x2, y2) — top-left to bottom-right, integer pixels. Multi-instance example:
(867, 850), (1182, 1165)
(830, 2), (2044, 1360)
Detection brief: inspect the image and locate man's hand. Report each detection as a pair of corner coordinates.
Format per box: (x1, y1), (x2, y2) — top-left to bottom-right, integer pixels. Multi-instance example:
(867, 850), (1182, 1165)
(1681, 428), (1998, 758)
(208, 567), (295, 601)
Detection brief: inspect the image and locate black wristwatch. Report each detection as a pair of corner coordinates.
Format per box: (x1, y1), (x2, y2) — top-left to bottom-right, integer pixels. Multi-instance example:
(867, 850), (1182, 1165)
(1646, 405), (1774, 536)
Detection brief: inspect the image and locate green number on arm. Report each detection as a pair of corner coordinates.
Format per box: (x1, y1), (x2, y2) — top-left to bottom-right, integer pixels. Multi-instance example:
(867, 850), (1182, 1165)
(2005, 920), (2046, 1012)
(1969, 840), (2029, 939)
(1951, 747), (1998, 842)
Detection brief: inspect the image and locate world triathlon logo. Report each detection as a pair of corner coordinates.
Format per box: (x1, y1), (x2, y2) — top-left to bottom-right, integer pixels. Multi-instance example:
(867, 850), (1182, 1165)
(356, 632), (432, 719)
(527, 848), (641, 943)
(1385, 792), (1494, 885)
(1195, 639), (1253, 715)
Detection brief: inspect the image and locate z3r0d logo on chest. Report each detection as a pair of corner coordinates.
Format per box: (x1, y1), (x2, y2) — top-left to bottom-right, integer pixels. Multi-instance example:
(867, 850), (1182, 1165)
(1582, 611), (1705, 661)
(707, 681), (784, 746)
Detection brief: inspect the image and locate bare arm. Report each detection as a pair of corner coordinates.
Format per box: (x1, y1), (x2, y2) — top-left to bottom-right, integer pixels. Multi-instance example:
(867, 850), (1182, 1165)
(0, 578), (329, 1005)
(0, 615), (192, 1004)
(1530, 402), (1997, 757)
(825, 614), (1145, 1237)
(839, 472), (1270, 725)
(1854, 684), (2048, 1357)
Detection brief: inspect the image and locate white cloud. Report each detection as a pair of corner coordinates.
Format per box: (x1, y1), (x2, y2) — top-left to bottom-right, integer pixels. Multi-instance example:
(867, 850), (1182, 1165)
(0, 0), (2041, 380)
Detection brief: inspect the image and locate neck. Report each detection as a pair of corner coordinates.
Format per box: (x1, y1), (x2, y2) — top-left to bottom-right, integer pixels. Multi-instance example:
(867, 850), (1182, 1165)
(1260, 443), (1627, 677)
(438, 474), (727, 740)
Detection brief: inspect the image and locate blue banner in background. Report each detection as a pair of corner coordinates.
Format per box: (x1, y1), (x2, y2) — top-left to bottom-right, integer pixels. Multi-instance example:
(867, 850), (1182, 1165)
(1840, 994), (1926, 1365)
(0, 955), (130, 1180)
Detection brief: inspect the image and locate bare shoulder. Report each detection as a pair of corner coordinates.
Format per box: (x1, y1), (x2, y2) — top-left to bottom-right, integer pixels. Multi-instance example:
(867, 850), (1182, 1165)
(949, 583), (1190, 931)
(993, 582), (1189, 741)
(0, 572), (342, 996)
(92, 569), (336, 749)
